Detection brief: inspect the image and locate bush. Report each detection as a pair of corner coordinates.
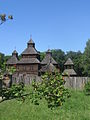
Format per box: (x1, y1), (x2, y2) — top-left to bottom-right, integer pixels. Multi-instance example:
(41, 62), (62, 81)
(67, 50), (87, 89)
(84, 81), (90, 95)
(0, 82), (25, 101)
(31, 71), (70, 109)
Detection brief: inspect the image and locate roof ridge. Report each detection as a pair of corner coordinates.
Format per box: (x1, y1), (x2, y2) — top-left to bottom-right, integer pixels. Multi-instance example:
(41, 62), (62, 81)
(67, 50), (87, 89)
(64, 58), (74, 65)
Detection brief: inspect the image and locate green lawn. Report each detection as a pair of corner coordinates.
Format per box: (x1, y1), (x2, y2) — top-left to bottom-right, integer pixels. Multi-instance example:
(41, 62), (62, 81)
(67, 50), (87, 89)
(0, 89), (90, 120)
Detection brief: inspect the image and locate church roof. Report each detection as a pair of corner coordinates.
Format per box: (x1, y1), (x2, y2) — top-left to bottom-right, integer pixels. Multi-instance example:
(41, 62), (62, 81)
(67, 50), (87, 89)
(41, 49), (57, 65)
(12, 50), (18, 54)
(21, 38), (39, 55)
(41, 57), (57, 65)
(6, 50), (18, 65)
(63, 69), (77, 76)
(21, 47), (39, 55)
(46, 49), (52, 54)
(40, 63), (56, 72)
(17, 58), (40, 64)
(64, 58), (74, 65)
(27, 38), (34, 44)
(6, 56), (18, 65)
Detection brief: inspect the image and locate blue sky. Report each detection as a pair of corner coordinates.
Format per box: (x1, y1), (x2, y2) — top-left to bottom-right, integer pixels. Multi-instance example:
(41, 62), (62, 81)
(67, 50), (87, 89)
(0, 0), (90, 55)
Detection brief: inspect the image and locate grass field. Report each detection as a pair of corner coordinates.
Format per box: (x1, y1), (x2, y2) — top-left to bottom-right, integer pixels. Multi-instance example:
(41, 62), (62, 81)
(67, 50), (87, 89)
(0, 89), (90, 120)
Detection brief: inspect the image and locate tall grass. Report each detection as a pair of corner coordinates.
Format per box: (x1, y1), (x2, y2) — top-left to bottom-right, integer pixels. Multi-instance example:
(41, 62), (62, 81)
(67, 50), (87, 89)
(0, 89), (90, 120)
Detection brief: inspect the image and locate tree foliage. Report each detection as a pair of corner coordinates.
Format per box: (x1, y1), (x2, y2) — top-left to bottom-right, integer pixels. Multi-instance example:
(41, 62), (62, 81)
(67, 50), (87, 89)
(40, 52), (45, 61)
(31, 71), (70, 109)
(83, 39), (90, 76)
(84, 81), (90, 95)
(0, 52), (4, 69)
(0, 83), (25, 102)
(52, 49), (65, 72)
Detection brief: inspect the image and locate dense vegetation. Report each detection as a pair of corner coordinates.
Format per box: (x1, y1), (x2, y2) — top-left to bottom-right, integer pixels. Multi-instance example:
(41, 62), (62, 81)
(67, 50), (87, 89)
(0, 83), (25, 101)
(84, 81), (90, 95)
(31, 72), (70, 109)
(0, 71), (70, 109)
(0, 89), (90, 120)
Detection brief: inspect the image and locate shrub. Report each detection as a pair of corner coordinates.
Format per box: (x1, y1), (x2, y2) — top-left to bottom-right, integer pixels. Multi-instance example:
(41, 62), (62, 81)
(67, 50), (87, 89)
(31, 71), (70, 109)
(0, 82), (25, 101)
(84, 81), (90, 95)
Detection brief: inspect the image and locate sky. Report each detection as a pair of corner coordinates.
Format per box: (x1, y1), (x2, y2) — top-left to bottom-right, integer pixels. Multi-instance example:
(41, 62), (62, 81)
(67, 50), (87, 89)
(0, 0), (90, 55)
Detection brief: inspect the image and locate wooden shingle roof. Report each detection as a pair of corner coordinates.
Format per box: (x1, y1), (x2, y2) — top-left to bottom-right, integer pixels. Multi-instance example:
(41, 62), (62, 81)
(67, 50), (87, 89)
(40, 63), (56, 72)
(27, 38), (35, 48)
(17, 58), (40, 64)
(41, 49), (57, 65)
(6, 56), (18, 65)
(18, 38), (40, 64)
(41, 57), (57, 65)
(21, 38), (39, 55)
(21, 47), (39, 55)
(12, 50), (18, 54)
(6, 50), (18, 65)
(63, 69), (77, 76)
(64, 58), (74, 65)
(28, 38), (34, 44)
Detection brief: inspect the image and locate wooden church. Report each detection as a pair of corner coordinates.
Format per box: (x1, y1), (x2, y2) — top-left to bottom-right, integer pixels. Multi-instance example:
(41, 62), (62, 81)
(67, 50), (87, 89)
(16, 38), (40, 76)
(6, 37), (77, 84)
(6, 37), (59, 84)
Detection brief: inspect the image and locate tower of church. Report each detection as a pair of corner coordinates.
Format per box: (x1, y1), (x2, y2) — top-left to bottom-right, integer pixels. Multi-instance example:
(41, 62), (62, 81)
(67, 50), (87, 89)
(16, 37), (40, 75)
(40, 49), (58, 73)
(6, 50), (18, 67)
(63, 58), (77, 76)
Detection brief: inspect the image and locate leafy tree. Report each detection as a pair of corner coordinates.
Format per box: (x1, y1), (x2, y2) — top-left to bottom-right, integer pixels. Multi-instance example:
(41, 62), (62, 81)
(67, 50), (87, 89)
(65, 51), (77, 60)
(0, 53), (4, 69)
(84, 81), (90, 95)
(83, 39), (90, 76)
(4, 55), (11, 62)
(31, 71), (70, 109)
(40, 52), (45, 61)
(52, 49), (65, 72)
(0, 83), (25, 102)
